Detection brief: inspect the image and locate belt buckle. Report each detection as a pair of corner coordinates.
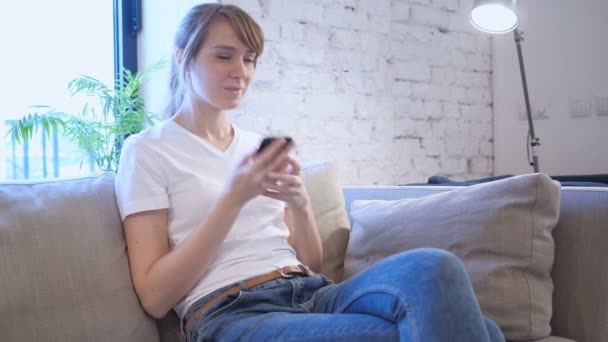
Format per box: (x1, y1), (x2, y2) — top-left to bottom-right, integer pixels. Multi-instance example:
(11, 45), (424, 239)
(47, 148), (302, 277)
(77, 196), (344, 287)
(277, 267), (295, 278)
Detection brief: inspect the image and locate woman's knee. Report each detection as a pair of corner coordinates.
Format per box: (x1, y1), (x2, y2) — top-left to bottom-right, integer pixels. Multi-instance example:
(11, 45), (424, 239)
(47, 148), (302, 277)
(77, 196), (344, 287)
(385, 248), (467, 281)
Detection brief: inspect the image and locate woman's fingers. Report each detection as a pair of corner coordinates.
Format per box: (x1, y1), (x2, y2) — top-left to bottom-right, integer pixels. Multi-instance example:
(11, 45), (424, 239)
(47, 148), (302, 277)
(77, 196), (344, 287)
(257, 139), (288, 163)
(286, 155), (301, 175)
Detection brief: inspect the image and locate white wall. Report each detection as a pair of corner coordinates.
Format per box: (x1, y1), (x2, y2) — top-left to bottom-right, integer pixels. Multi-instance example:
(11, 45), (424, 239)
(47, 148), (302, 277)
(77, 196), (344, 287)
(493, 0), (608, 176)
(139, 0), (495, 185)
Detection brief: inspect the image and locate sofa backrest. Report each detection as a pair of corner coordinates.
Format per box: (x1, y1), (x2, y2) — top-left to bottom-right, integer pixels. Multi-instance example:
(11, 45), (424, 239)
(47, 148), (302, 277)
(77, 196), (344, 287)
(0, 173), (159, 342)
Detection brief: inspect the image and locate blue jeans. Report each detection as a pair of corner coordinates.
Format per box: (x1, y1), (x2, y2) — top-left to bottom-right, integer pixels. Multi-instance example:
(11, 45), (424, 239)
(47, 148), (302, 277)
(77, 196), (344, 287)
(183, 248), (505, 342)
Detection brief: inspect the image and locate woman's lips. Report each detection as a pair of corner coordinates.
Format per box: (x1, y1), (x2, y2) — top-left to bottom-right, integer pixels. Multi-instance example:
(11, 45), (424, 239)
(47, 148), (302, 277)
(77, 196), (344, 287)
(225, 87), (243, 94)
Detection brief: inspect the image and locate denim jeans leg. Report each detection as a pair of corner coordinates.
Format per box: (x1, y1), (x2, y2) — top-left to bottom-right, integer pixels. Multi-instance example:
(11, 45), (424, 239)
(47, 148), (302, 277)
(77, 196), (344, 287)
(190, 276), (399, 342)
(312, 248), (506, 342)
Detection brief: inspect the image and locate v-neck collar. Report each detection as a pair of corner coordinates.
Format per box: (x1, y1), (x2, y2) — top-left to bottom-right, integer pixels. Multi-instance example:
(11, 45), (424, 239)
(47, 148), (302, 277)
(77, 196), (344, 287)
(166, 120), (238, 157)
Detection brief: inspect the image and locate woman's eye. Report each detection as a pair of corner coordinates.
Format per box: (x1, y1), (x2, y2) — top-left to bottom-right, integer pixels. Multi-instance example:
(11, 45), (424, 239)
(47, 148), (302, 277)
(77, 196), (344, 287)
(218, 56), (231, 60)
(244, 58), (255, 64)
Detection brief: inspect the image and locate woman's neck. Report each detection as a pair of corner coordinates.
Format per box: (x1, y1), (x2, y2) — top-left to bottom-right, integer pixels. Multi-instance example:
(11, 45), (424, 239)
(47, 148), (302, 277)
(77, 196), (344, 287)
(173, 99), (233, 145)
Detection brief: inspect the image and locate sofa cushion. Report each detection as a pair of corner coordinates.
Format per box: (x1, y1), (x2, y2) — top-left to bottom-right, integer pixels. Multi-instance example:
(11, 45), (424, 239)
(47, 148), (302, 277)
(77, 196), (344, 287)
(0, 173), (159, 342)
(344, 173), (561, 341)
(301, 161), (350, 282)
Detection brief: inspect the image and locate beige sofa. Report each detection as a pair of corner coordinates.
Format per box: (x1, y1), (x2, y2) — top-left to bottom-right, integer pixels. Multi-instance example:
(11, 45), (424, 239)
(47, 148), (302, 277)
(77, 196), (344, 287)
(1, 162), (606, 342)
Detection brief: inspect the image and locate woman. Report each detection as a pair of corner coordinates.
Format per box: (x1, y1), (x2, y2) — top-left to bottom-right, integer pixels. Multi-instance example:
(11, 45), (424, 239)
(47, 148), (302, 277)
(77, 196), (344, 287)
(115, 3), (505, 342)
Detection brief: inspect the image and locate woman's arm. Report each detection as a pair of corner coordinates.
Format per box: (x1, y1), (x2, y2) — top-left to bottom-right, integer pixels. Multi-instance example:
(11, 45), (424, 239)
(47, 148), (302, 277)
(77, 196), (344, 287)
(284, 205), (323, 273)
(263, 155), (323, 273)
(123, 193), (242, 319)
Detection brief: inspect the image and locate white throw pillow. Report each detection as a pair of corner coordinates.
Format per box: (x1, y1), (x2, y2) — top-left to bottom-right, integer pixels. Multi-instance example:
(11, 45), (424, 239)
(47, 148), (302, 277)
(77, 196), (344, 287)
(344, 173), (561, 341)
(301, 161), (351, 283)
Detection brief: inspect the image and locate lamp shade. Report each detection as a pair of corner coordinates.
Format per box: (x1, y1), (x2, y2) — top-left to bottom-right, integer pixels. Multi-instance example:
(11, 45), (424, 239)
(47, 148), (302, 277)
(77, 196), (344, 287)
(469, 0), (519, 34)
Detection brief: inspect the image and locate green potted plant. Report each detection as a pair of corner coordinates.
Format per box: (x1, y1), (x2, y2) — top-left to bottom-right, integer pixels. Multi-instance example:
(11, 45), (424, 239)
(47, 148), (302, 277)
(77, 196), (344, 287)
(8, 59), (167, 173)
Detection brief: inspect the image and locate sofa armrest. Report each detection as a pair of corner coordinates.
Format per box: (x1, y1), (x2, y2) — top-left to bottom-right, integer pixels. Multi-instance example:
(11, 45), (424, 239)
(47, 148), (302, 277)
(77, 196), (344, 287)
(550, 187), (608, 342)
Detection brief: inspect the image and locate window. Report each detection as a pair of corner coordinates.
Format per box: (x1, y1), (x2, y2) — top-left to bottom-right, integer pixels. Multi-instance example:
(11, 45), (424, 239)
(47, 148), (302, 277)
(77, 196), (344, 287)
(0, 0), (140, 180)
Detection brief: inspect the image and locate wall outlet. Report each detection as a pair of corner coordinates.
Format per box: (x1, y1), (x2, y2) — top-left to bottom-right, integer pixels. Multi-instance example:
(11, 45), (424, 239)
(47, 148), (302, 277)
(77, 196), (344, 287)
(595, 96), (608, 116)
(569, 98), (592, 118)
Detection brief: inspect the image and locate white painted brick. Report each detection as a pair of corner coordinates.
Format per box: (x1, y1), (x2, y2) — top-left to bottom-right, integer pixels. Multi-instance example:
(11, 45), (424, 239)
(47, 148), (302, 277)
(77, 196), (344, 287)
(451, 86), (469, 104)
(393, 118), (422, 138)
(281, 22), (306, 43)
(450, 50), (468, 70)
(223, 0), (263, 17)
(394, 98), (426, 120)
(324, 5), (368, 30)
(447, 10), (476, 33)
(480, 140), (493, 156)
(411, 83), (452, 102)
(422, 136), (446, 157)
(431, 67), (457, 86)
(389, 79), (413, 98)
(469, 157), (493, 174)
(413, 156), (441, 175)
(258, 20), (281, 41)
(261, 0), (324, 24)
(306, 25), (331, 48)
(457, 32), (478, 52)
(391, 0), (411, 22)
(349, 119), (374, 139)
(442, 102), (461, 119)
(311, 71), (337, 93)
(397, 137), (425, 157)
(431, 0), (459, 12)
(280, 66), (312, 90)
(446, 141), (466, 156)
(302, 93), (356, 117)
(360, 0), (391, 16)
(461, 104), (492, 121)
(361, 32), (387, 54)
(334, 0), (359, 7)
(329, 28), (361, 49)
(406, 0), (431, 6)
(466, 87), (492, 105)
(325, 50), (379, 72)
(465, 53), (492, 72)
(392, 44), (452, 67)
(367, 15), (392, 34)
(392, 23), (439, 44)
(354, 96), (395, 120)
(390, 61), (431, 83)
(425, 101), (444, 119)
(441, 158), (467, 174)
(476, 35), (492, 54)
(409, 5), (450, 28)
(276, 43), (324, 66)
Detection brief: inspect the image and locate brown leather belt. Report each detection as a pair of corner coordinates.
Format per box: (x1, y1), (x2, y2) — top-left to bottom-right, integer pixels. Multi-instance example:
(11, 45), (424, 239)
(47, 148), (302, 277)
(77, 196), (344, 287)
(184, 265), (311, 333)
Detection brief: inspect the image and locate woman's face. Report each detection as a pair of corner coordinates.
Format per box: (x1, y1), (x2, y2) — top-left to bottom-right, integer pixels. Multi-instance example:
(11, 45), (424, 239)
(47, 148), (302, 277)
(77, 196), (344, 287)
(185, 18), (257, 110)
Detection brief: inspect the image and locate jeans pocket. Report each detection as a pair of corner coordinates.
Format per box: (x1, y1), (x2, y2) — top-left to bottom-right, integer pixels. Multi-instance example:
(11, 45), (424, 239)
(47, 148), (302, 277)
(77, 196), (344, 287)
(194, 291), (245, 333)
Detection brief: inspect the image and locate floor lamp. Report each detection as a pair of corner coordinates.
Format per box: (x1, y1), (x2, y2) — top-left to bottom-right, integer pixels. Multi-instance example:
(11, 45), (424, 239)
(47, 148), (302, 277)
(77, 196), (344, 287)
(469, 0), (540, 173)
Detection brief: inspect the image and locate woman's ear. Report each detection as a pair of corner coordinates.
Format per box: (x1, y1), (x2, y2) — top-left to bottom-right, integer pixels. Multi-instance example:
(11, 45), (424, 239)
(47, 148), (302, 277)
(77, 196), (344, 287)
(175, 48), (185, 65)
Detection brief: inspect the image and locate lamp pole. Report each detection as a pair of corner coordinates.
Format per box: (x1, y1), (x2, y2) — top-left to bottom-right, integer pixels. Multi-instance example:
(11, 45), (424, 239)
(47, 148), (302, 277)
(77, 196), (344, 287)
(513, 28), (540, 173)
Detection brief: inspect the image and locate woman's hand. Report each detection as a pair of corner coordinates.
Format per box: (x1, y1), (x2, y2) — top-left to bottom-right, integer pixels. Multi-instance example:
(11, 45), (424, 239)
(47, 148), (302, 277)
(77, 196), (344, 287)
(222, 138), (294, 208)
(261, 155), (311, 212)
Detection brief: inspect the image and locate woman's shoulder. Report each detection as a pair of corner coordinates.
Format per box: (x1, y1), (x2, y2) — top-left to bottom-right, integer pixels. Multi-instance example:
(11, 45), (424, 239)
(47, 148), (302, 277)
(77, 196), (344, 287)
(121, 120), (177, 157)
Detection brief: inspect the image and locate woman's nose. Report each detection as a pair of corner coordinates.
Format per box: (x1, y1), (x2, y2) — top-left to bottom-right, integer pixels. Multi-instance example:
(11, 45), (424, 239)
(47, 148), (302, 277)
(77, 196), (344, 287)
(230, 60), (248, 79)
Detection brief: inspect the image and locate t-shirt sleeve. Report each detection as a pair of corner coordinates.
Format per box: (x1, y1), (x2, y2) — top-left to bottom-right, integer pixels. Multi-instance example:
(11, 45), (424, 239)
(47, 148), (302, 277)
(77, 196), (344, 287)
(114, 137), (169, 221)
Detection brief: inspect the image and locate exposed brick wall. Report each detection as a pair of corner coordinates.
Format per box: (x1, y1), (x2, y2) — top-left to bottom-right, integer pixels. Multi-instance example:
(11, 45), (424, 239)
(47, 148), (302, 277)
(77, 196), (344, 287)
(221, 0), (493, 185)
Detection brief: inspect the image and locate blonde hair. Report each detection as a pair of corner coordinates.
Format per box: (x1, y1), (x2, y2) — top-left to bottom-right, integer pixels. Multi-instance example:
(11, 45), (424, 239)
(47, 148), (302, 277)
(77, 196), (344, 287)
(164, 4), (264, 118)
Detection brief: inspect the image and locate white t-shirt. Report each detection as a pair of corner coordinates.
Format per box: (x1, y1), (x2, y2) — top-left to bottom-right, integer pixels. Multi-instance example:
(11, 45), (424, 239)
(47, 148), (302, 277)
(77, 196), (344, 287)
(114, 119), (301, 319)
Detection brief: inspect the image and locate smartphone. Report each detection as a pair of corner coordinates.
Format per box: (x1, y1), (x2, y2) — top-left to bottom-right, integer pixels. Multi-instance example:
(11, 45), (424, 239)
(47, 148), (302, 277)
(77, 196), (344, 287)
(258, 136), (293, 154)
